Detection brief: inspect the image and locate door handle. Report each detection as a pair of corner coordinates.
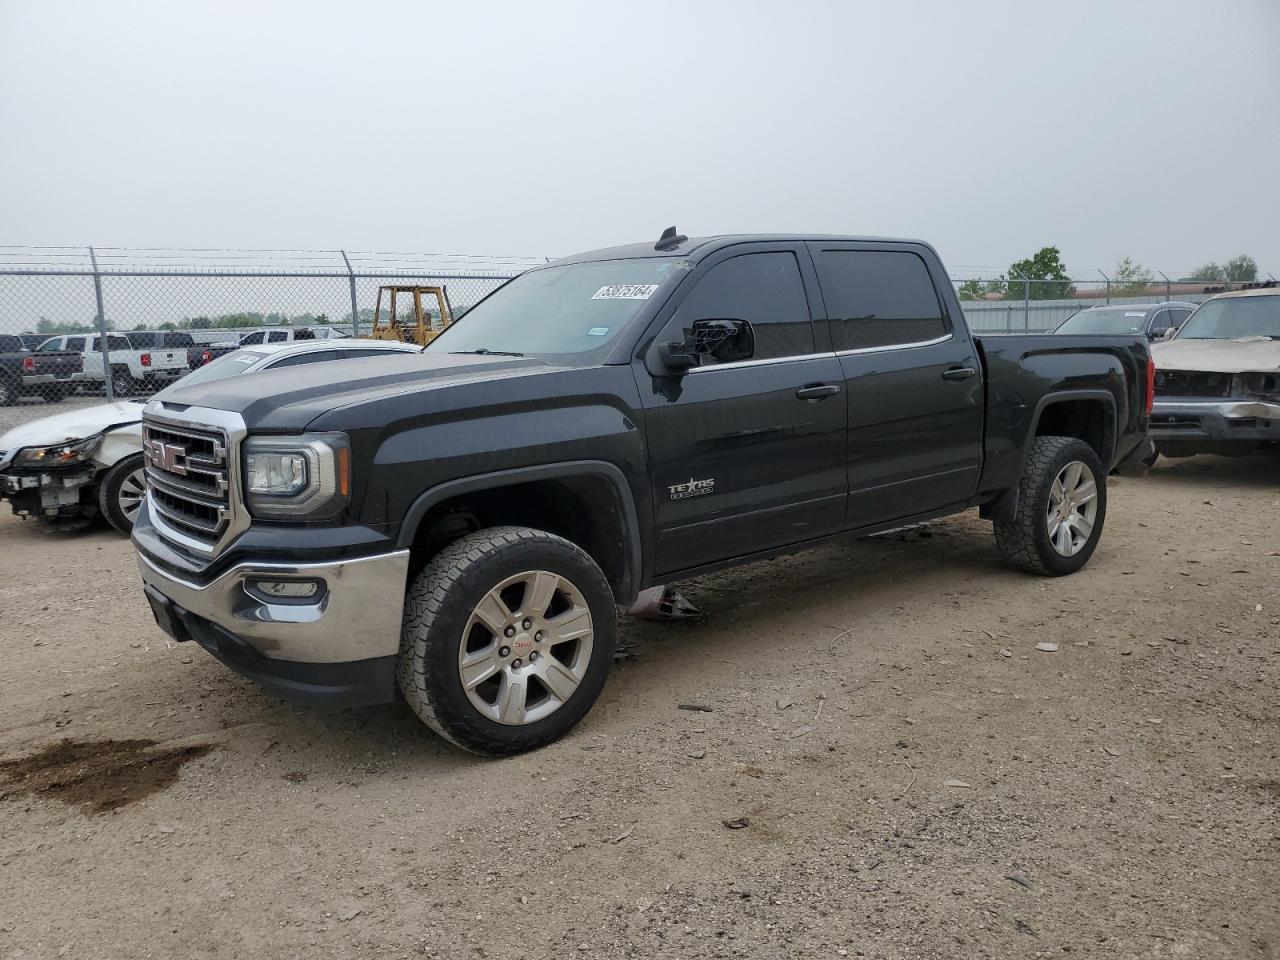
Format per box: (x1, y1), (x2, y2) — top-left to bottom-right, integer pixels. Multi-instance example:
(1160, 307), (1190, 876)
(941, 366), (977, 381)
(796, 383), (841, 400)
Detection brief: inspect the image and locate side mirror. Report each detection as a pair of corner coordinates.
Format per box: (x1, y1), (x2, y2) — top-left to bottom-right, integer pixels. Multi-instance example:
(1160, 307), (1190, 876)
(1162, 327), (1178, 341)
(652, 319), (755, 375)
(691, 318), (755, 364)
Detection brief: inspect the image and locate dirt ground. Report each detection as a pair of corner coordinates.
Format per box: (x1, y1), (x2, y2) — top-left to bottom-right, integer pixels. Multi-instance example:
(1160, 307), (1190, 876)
(0, 454), (1276, 960)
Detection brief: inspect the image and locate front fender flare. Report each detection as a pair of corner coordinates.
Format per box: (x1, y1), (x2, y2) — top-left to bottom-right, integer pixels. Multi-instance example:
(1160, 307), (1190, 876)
(396, 460), (644, 603)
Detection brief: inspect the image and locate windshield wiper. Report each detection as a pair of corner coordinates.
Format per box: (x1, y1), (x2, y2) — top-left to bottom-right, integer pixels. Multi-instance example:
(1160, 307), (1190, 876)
(449, 348), (525, 357)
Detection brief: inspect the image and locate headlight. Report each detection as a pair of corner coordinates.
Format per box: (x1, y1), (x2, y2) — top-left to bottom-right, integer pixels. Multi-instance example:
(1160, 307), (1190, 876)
(14, 434), (103, 469)
(242, 433), (350, 519)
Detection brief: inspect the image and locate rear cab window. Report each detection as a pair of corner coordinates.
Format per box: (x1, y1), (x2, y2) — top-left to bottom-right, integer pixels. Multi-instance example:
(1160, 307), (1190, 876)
(811, 247), (949, 351)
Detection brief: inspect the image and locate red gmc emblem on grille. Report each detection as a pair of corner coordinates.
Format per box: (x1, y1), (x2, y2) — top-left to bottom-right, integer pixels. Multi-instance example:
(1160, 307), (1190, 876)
(144, 439), (188, 475)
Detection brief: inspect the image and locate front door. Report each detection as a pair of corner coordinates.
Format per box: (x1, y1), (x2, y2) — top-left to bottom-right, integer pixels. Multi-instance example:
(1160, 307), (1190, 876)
(636, 245), (848, 575)
(807, 242), (985, 528)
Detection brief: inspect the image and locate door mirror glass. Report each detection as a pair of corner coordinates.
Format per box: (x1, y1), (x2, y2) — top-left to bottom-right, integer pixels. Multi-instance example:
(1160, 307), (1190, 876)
(1162, 326), (1178, 341)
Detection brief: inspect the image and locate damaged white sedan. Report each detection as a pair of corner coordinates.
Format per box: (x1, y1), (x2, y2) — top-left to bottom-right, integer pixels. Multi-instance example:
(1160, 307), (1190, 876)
(1150, 286), (1280, 459)
(0, 338), (422, 533)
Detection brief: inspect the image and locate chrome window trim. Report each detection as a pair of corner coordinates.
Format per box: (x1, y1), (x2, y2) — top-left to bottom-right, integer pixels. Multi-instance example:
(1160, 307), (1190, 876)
(686, 351), (835, 373)
(835, 333), (953, 357)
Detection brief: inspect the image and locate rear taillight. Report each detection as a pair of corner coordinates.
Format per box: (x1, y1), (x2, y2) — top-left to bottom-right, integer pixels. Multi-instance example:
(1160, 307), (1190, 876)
(22, 356), (34, 372)
(1145, 356), (1156, 416)
(201, 350), (212, 363)
(141, 352), (151, 367)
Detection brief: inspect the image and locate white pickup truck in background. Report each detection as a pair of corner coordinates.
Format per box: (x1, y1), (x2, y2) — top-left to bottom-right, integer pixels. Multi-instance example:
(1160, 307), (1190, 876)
(33, 331), (192, 395)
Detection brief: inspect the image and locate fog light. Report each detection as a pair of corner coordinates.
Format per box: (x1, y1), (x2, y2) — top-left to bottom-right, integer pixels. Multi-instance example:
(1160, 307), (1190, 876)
(250, 579), (321, 600)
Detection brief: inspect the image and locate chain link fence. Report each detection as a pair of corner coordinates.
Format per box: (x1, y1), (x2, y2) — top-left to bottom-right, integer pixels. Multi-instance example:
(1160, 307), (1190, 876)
(0, 247), (539, 428)
(2, 246), (1275, 431)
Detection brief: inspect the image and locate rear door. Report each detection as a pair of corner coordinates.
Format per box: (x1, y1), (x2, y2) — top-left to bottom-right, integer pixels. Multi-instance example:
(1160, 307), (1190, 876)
(636, 243), (847, 574)
(807, 242), (984, 528)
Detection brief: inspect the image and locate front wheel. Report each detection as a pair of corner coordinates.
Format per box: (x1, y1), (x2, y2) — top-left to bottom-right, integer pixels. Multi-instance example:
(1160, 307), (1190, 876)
(994, 436), (1107, 576)
(98, 454), (147, 534)
(397, 526), (617, 755)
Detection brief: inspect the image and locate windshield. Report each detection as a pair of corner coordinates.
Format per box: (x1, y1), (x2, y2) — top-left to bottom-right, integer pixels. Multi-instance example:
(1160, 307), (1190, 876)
(1056, 307), (1149, 335)
(425, 258), (683, 357)
(153, 350), (269, 397)
(1176, 295), (1280, 340)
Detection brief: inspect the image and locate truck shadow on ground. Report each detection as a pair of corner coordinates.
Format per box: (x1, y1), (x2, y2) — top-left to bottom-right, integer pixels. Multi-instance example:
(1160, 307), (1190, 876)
(1144, 452), (1278, 489)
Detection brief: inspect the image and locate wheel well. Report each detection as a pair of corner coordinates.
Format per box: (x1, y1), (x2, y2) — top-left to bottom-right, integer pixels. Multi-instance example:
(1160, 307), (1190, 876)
(404, 475), (632, 602)
(1034, 398), (1112, 463)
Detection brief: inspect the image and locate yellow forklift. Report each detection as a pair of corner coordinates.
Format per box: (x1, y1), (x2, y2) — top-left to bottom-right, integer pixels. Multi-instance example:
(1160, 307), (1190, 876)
(369, 285), (454, 345)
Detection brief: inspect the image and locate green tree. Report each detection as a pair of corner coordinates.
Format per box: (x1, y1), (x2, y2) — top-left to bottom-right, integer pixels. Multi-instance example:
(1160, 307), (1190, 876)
(1112, 257), (1155, 297)
(1222, 255), (1257, 283)
(1187, 256), (1257, 283)
(957, 278), (1007, 301)
(1008, 247), (1074, 300)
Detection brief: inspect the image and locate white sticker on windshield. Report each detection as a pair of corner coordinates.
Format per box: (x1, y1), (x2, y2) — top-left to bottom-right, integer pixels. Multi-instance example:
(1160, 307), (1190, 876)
(586, 326), (610, 336)
(592, 284), (659, 301)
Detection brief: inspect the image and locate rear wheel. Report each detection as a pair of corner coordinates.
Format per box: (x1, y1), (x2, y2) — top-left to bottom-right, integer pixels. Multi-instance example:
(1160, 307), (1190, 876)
(994, 436), (1107, 576)
(397, 526), (616, 755)
(98, 454), (147, 534)
(110, 366), (133, 397)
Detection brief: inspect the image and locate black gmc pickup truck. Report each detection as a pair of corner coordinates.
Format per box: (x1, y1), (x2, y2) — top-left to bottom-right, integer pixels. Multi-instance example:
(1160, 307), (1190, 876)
(132, 233), (1154, 754)
(0, 335), (82, 405)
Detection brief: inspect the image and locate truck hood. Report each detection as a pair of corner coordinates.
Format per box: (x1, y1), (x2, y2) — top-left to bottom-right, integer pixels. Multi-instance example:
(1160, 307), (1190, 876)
(149, 352), (561, 430)
(1151, 337), (1280, 374)
(0, 400), (141, 454)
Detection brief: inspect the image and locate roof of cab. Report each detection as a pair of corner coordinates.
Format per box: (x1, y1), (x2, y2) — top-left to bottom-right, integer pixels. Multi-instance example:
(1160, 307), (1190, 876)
(548, 234), (933, 266)
(1205, 285), (1280, 301)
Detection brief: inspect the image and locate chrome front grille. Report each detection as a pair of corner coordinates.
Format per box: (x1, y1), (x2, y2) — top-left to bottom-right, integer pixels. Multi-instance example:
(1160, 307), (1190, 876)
(143, 417), (233, 549)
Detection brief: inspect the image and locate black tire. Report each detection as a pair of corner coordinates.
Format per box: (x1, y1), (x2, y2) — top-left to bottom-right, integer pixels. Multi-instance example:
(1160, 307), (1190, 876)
(110, 366), (133, 398)
(397, 525), (617, 755)
(97, 454), (147, 534)
(994, 436), (1107, 576)
(0, 378), (16, 406)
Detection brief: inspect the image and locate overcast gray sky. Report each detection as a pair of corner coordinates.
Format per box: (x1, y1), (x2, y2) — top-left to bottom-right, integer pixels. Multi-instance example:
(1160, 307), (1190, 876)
(2, 0), (1278, 276)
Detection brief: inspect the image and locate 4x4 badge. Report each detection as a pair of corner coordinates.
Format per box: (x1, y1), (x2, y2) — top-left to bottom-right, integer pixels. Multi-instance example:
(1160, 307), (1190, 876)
(668, 477), (715, 500)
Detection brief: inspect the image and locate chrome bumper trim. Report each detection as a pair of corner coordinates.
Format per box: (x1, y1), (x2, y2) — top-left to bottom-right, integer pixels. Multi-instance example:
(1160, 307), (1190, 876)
(1152, 399), (1280, 420)
(136, 548), (410, 664)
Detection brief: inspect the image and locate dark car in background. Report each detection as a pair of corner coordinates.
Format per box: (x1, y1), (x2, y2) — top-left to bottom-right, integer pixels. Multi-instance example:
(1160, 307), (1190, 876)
(1055, 302), (1197, 341)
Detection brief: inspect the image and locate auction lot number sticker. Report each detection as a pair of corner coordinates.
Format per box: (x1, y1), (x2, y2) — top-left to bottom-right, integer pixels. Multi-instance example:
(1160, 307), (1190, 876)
(592, 284), (660, 300)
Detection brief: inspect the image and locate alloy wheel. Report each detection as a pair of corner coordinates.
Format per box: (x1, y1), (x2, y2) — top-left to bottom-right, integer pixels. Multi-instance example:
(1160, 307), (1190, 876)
(1046, 460), (1099, 557)
(457, 569), (594, 726)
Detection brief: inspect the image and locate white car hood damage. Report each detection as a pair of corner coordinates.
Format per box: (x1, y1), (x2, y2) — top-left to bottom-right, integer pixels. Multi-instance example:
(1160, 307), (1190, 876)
(0, 401), (142, 455)
(1151, 337), (1280, 375)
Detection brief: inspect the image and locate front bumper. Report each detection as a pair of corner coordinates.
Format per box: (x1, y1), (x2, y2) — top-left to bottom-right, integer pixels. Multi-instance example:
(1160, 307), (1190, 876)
(0, 468), (96, 518)
(135, 544), (410, 706)
(1150, 398), (1280, 449)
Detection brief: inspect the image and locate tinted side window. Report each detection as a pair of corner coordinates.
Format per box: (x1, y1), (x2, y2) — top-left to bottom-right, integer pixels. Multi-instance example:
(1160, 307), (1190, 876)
(671, 252), (813, 363)
(163, 332), (194, 347)
(37, 338), (63, 351)
(239, 332), (264, 345)
(66, 337), (86, 351)
(268, 350), (338, 368)
(341, 348), (402, 359)
(267, 330), (289, 343)
(108, 334), (132, 350)
(0, 335), (21, 352)
(1168, 308), (1192, 329)
(1148, 310), (1173, 336)
(130, 332), (157, 348)
(817, 251), (947, 350)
